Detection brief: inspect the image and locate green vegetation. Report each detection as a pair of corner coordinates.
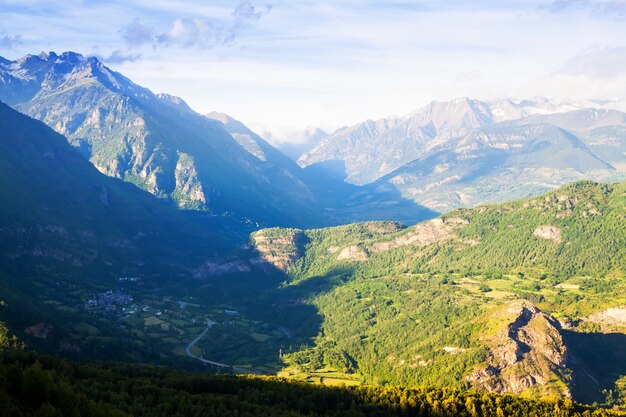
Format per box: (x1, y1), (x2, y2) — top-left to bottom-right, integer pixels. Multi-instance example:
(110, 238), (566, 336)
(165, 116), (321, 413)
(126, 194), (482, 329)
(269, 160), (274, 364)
(0, 351), (622, 417)
(250, 181), (626, 406)
(280, 181), (624, 281)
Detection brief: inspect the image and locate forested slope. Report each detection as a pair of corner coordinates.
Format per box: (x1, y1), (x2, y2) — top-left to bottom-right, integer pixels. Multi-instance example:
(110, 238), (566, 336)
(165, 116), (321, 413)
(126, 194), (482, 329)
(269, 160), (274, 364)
(0, 351), (621, 417)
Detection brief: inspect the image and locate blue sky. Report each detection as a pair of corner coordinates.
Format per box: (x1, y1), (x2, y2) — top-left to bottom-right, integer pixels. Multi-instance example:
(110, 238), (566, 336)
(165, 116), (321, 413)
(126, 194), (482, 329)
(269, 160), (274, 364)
(1, 0), (626, 142)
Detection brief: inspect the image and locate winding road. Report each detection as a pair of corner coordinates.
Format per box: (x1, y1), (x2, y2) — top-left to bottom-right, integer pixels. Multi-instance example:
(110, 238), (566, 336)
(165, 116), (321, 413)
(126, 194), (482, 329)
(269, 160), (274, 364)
(185, 319), (261, 374)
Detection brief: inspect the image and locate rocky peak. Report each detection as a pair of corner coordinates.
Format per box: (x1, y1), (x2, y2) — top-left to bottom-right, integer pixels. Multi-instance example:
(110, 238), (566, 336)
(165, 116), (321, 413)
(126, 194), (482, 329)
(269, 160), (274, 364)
(468, 300), (571, 398)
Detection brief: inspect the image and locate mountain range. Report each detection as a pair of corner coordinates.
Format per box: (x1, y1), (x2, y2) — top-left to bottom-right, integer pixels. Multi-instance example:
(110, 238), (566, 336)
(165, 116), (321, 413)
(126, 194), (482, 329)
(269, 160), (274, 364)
(0, 52), (436, 229)
(297, 97), (625, 212)
(0, 50), (625, 411)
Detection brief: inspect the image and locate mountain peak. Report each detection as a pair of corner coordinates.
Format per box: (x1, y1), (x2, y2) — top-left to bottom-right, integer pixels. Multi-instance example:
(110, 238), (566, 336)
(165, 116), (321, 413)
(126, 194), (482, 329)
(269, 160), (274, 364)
(37, 51), (57, 60)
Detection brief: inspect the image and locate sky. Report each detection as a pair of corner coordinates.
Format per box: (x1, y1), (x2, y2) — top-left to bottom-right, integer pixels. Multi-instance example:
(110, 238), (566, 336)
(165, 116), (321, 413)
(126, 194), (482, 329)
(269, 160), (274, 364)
(1, 0), (626, 143)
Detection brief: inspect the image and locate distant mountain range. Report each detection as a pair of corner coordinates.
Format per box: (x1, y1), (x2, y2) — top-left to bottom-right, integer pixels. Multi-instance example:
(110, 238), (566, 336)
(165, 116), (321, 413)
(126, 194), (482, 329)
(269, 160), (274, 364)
(297, 97), (625, 212)
(0, 51), (326, 228)
(0, 51), (437, 228)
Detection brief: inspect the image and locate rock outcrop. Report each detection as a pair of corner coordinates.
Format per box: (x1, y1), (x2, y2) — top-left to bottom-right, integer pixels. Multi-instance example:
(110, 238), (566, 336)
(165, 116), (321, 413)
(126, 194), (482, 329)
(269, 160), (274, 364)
(336, 245), (368, 261)
(586, 306), (626, 332)
(533, 225), (562, 243)
(369, 217), (471, 253)
(250, 229), (306, 271)
(467, 300), (572, 398)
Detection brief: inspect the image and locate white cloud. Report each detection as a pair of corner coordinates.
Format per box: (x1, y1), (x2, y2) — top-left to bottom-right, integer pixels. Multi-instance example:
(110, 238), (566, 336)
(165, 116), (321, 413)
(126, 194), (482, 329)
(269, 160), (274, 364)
(102, 49), (142, 64)
(119, 1), (272, 50)
(559, 46), (626, 78)
(121, 18), (154, 48)
(0, 33), (23, 50)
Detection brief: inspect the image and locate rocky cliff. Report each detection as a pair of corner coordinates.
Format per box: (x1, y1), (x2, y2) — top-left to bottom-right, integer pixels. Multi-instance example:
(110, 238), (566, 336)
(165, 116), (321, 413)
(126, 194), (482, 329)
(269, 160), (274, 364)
(468, 301), (572, 398)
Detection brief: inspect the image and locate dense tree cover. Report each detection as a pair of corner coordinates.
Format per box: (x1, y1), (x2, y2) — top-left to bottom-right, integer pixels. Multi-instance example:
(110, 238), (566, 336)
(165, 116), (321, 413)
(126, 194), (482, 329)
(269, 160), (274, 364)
(0, 351), (622, 417)
(280, 181), (625, 281)
(283, 276), (488, 389)
(260, 181), (626, 405)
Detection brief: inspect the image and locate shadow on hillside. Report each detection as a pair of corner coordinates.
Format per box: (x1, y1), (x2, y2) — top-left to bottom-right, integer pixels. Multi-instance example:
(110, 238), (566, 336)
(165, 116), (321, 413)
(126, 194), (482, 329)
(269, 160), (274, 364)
(563, 330), (626, 405)
(302, 160), (439, 226)
(249, 266), (356, 343)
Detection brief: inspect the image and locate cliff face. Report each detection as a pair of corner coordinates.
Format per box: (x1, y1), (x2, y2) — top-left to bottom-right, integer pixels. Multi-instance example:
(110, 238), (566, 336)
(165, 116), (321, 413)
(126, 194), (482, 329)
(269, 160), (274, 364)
(250, 228), (307, 271)
(468, 300), (572, 398)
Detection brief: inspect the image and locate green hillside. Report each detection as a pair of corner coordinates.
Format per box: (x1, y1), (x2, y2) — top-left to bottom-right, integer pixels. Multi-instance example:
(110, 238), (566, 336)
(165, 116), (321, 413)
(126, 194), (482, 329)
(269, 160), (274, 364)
(252, 181), (626, 406)
(0, 100), (252, 364)
(260, 180), (624, 281)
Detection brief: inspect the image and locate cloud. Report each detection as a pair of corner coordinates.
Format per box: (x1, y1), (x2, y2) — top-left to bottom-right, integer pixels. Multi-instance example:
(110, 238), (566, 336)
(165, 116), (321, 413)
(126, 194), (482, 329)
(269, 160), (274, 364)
(102, 49), (142, 64)
(157, 18), (219, 47)
(559, 45), (626, 78)
(233, 1), (271, 22)
(0, 33), (23, 50)
(548, 0), (626, 19)
(121, 1), (271, 50)
(121, 18), (154, 48)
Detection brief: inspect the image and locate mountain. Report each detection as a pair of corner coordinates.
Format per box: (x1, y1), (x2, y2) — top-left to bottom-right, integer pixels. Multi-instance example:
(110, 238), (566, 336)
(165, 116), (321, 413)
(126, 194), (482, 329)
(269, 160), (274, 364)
(205, 111), (438, 225)
(205, 111), (314, 175)
(0, 100), (244, 359)
(515, 108), (626, 170)
(0, 51), (332, 228)
(297, 97), (588, 185)
(298, 97), (624, 212)
(250, 180), (626, 404)
(298, 97), (491, 185)
(373, 122), (616, 212)
(0, 100), (234, 272)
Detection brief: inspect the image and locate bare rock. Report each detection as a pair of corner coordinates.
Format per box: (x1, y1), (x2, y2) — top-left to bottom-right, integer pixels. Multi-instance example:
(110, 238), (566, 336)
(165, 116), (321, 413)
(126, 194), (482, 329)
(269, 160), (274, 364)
(533, 225), (562, 243)
(251, 229), (306, 271)
(336, 245), (368, 261)
(370, 218), (462, 253)
(467, 300), (571, 398)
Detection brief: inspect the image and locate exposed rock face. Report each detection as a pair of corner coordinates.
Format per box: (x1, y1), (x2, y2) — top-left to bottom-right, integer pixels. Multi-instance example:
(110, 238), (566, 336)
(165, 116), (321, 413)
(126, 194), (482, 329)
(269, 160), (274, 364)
(25, 323), (52, 339)
(370, 217), (468, 253)
(174, 153), (207, 207)
(336, 245), (368, 261)
(468, 300), (572, 398)
(533, 225), (562, 243)
(251, 229), (306, 271)
(586, 306), (626, 331)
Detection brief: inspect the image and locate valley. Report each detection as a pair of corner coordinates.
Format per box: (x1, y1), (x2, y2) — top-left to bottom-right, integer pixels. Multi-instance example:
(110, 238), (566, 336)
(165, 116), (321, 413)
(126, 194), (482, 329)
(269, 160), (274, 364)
(0, 46), (624, 416)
